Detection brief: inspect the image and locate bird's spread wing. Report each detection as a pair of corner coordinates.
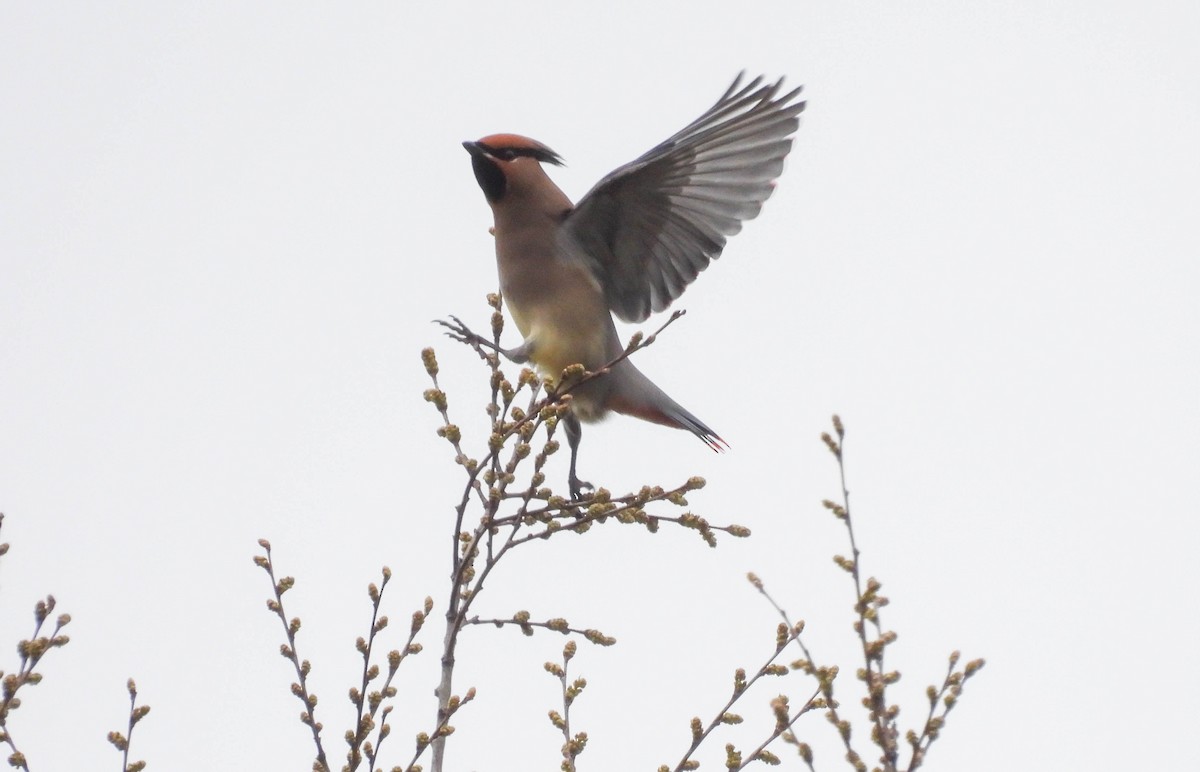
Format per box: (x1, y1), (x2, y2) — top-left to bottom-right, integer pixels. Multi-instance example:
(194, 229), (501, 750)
(562, 74), (806, 323)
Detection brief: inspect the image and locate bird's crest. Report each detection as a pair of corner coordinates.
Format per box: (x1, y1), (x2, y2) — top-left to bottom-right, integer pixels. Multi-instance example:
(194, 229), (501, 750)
(475, 134), (564, 166)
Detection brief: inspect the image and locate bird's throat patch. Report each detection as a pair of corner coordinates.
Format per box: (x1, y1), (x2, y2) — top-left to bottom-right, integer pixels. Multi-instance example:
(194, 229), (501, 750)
(471, 155), (506, 203)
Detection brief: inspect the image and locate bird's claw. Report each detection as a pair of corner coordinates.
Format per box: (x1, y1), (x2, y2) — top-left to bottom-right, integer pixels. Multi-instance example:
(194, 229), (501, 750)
(435, 316), (486, 347)
(569, 475), (595, 501)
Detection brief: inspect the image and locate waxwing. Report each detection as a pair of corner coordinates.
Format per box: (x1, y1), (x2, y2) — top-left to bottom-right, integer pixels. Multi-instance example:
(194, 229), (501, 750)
(445, 74), (805, 498)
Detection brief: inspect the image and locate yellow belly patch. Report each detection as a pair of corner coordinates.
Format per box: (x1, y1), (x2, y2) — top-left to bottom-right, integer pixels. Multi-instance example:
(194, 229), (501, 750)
(527, 323), (606, 384)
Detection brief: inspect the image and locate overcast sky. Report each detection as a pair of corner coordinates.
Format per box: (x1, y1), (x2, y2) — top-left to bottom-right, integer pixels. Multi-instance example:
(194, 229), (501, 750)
(2, 2), (1198, 770)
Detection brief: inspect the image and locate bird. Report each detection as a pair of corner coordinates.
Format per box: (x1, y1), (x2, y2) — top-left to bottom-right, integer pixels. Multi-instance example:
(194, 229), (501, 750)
(446, 73), (805, 499)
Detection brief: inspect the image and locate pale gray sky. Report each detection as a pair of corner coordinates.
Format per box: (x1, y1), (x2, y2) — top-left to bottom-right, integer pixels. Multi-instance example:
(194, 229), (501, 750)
(2, 2), (1198, 770)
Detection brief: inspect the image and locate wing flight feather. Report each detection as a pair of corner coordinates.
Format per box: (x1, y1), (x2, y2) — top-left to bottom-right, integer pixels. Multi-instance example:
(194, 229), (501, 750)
(563, 74), (806, 322)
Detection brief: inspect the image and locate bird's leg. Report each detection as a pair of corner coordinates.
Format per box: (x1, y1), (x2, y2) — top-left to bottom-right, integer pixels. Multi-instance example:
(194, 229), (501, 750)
(562, 412), (594, 501)
(435, 316), (531, 363)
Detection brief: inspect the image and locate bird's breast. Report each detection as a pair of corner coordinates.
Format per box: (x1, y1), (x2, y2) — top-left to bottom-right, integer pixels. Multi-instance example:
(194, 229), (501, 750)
(493, 225), (615, 381)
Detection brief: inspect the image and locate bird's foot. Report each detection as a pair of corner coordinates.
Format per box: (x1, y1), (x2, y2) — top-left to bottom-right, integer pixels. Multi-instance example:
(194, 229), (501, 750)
(569, 474), (595, 501)
(436, 317), (533, 364)
(435, 315), (495, 350)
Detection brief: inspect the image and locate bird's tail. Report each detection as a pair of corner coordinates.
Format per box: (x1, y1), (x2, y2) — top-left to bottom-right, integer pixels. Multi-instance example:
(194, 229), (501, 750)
(660, 401), (728, 452)
(606, 362), (728, 452)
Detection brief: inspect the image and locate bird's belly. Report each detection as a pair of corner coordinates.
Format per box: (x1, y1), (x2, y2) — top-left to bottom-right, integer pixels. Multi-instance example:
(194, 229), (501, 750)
(501, 277), (611, 380)
(524, 316), (609, 380)
(503, 288), (615, 422)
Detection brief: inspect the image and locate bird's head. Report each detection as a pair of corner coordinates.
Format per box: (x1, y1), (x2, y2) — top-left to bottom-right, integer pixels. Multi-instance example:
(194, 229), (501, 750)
(463, 134), (564, 204)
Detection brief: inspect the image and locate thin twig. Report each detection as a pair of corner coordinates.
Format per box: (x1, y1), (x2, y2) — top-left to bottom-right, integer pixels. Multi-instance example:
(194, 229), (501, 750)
(254, 540), (330, 772)
(903, 651), (985, 771)
(666, 623), (803, 772)
(548, 309), (687, 403)
(108, 678), (150, 772)
(362, 597), (431, 771)
(0, 587), (71, 772)
(466, 615), (617, 646)
(408, 688), (476, 772)
(747, 572), (861, 768)
(732, 686), (822, 771)
(826, 419), (899, 769)
(546, 641), (587, 772)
